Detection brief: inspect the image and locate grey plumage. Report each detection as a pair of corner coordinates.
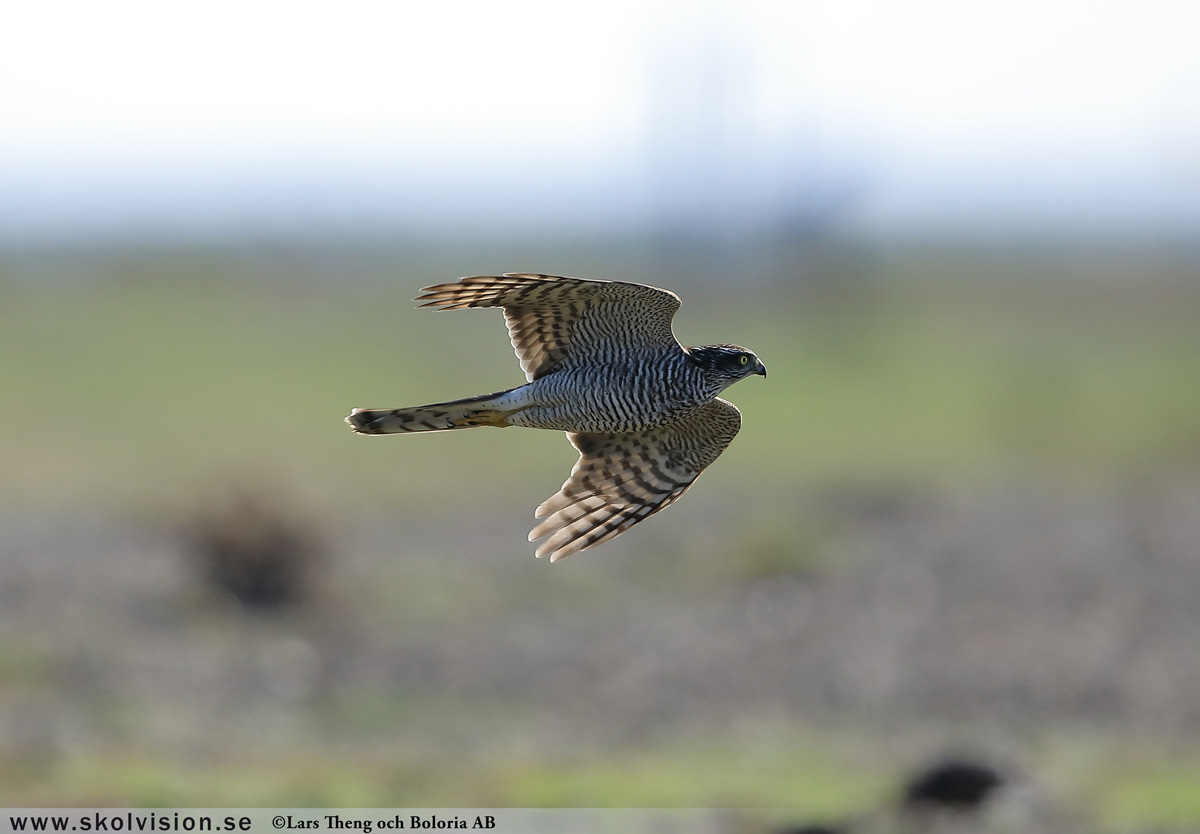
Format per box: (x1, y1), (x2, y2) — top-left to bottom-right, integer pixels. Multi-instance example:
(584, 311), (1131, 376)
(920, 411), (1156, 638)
(346, 273), (766, 561)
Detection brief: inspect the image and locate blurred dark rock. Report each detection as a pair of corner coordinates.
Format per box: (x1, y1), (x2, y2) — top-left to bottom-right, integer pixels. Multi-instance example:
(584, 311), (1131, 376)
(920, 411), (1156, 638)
(900, 757), (1005, 811)
(180, 491), (323, 611)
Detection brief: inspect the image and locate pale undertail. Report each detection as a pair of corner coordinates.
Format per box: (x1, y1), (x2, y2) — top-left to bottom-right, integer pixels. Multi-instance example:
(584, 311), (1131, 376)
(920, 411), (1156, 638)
(346, 389), (517, 434)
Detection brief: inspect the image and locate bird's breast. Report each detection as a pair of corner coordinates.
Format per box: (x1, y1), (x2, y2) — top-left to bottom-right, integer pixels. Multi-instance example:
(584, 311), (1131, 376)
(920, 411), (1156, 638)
(507, 361), (709, 433)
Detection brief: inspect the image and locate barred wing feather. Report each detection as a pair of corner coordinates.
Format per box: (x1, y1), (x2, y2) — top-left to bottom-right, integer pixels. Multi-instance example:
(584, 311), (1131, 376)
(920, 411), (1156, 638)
(416, 273), (682, 381)
(529, 399), (742, 561)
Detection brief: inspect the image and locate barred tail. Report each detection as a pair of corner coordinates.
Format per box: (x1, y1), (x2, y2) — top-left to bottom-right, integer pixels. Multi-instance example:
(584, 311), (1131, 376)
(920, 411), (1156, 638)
(346, 389), (517, 434)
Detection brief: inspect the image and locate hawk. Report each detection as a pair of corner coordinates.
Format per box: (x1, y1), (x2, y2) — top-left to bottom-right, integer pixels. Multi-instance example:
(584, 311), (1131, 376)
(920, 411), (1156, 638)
(346, 273), (766, 561)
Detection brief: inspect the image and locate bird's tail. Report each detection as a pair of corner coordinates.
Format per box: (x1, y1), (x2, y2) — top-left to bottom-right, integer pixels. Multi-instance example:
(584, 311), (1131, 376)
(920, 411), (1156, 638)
(345, 389), (519, 434)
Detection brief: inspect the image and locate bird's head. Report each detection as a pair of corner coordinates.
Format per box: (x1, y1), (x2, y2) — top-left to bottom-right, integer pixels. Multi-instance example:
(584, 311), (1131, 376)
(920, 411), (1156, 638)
(687, 344), (767, 389)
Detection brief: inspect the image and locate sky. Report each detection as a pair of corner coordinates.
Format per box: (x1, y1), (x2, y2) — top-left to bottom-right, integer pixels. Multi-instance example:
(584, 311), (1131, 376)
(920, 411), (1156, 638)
(2, 0), (1198, 241)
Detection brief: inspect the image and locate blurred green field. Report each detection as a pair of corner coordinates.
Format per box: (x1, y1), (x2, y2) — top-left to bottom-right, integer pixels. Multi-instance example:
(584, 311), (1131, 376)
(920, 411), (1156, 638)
(2, 246), (1200, 826)
(7, 722), (1200, 827)
(2, 249), (1198, 512)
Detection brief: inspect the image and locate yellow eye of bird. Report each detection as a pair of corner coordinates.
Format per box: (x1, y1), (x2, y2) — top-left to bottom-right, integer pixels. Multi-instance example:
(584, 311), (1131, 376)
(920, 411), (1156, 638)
(739, 355), (749, 366)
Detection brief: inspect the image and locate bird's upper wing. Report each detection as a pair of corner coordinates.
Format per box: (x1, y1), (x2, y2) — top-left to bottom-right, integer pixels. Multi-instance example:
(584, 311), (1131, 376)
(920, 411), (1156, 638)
(528, 398), (742, 561)
(415, 273), (682, 381)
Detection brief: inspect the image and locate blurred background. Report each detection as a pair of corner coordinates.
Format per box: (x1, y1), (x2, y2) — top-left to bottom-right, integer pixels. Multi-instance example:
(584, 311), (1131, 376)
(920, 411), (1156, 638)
(2, 0), (1199, 829)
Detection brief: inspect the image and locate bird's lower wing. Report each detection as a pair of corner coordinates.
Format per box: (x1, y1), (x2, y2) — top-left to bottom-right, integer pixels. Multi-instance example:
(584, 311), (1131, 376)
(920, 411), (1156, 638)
(529, 399), (742, 561)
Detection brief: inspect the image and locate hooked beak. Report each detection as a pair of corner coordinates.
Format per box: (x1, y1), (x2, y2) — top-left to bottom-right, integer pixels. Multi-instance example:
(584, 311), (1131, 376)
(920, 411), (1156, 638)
(754, 360), (767, 378)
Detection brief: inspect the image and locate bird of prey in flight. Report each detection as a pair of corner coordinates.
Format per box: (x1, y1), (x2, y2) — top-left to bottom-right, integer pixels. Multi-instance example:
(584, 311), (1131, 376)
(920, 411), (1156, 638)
(347, 273), (766, 561)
